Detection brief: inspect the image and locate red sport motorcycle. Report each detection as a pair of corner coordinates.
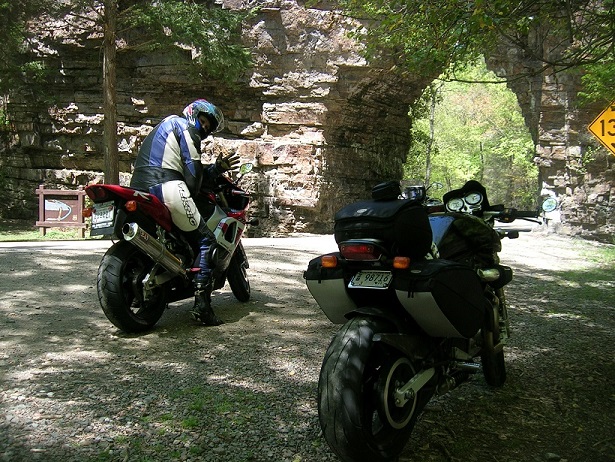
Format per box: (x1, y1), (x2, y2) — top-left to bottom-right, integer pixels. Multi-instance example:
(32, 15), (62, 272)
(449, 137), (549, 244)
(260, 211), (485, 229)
(85, 163), (257, 333)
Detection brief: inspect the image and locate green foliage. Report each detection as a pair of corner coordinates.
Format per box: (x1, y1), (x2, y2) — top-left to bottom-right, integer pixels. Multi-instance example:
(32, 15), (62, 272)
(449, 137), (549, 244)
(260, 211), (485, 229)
(0, 1), (253, 96)
(339, 0), (542, 78)
(19, 61), (50, 85)
(123, 1), (253, 81)
(341, 0), (615, 102)
(405, 60), (538, 208)
(579, 60), (615, 105)
(572, 1), (615, 104)
(0, 1), (55, 95)
(0, 107), (9, 131)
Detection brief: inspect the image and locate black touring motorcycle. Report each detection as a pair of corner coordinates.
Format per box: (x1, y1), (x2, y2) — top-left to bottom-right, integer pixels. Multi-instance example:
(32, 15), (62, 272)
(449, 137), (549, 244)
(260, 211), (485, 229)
(305, 180), (556, 462)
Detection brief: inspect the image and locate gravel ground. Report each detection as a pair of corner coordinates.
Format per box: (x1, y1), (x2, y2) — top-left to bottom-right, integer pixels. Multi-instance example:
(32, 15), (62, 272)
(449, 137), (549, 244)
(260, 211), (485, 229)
(0, 232), (613, 462)
(0, 235), (340, 462)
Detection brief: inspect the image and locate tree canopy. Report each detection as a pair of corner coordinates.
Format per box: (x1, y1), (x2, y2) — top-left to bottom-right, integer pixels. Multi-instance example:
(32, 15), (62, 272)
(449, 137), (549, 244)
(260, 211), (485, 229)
(0, 1), (252, 97)
(341, 0), (615, 103)
(405, 60), (538, 208)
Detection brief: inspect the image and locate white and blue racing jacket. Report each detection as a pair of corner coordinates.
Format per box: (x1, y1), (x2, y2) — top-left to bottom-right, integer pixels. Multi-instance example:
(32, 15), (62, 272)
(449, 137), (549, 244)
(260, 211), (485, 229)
(130, 115), (218, 195)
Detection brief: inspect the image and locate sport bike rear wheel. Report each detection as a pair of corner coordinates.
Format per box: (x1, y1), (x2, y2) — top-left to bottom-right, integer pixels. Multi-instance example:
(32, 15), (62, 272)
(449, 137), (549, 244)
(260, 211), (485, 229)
(318, 316), (433, 462)
(97, 241), (167, 333)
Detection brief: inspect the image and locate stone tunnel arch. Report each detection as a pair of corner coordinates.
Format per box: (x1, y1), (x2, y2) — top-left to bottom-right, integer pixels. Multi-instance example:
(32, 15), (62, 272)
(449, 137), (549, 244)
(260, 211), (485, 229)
(1, 0), (612, 240)
(405, 60), (539, 209)
(197, 3), (435, 236)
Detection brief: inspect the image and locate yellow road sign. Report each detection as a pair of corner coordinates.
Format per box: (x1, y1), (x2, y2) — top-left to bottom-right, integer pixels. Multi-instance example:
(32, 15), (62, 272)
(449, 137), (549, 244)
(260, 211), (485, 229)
(588, 100), (615, 156)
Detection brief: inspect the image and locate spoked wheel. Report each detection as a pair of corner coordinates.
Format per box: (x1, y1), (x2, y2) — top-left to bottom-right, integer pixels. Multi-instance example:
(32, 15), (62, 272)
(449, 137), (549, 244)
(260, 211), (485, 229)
(482, 287), (507, 387)
(227, 247), (250, 302)
(318, 316), (433, 462)
(97, 241), (167, 333)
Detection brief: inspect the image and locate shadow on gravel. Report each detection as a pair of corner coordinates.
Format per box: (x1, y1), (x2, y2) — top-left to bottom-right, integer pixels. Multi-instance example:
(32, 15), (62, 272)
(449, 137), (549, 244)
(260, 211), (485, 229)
(400, 259), (615, 462)
(0, 239), (340, 462)
(2, 237), (613, 462)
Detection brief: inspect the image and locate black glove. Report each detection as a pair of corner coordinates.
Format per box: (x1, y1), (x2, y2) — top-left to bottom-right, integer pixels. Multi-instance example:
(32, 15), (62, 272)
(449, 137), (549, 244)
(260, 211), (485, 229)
(215, 152), (240, 173)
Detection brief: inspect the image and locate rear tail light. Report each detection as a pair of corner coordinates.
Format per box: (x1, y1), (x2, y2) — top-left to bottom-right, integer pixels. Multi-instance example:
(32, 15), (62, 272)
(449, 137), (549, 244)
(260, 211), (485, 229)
(339, 243), (382, 261)
(82, 208), (93, 218)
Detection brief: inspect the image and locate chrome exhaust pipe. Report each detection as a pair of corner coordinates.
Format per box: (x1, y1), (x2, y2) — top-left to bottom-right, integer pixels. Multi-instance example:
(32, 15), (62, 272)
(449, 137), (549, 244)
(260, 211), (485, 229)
(122, 223), (186, 279)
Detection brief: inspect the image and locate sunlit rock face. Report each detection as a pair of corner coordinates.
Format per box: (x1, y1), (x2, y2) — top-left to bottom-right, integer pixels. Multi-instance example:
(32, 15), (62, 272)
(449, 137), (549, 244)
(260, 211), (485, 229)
(486, 30), (614, 241)
(2, 1), (431, 235)
(3, 1), (612, 240)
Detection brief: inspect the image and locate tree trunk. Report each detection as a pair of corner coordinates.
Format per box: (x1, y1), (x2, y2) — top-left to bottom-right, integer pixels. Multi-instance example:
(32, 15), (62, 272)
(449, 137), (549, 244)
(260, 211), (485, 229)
(103, 0), (119, 185)
(425, 84), (441, 186)
(478, 141), (484, 182)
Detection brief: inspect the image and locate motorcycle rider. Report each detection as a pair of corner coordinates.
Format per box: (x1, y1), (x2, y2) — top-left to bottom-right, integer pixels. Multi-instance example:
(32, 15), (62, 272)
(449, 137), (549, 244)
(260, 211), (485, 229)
(130, 99), (239, 326)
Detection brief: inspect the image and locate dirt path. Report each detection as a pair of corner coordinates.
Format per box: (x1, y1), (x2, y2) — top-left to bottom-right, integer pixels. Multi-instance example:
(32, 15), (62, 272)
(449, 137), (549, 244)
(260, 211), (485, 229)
(0, 233), (613, 462)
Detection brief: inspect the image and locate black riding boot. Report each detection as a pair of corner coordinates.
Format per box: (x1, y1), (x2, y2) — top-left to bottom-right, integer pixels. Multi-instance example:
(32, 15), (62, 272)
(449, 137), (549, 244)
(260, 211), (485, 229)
(190, 283), (223, 326)
(188, 228), (222, 326)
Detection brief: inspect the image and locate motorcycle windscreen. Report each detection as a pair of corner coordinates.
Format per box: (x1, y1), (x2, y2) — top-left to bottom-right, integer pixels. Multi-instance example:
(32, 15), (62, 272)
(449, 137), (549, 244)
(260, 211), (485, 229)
(429, 215), (456, 247)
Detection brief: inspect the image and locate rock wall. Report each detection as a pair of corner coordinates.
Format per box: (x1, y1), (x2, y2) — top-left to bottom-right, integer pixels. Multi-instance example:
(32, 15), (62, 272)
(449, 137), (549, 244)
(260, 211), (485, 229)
(486, 31), (615, 241)
(0, 0), (431, 236)
(1, 1), (613, 241)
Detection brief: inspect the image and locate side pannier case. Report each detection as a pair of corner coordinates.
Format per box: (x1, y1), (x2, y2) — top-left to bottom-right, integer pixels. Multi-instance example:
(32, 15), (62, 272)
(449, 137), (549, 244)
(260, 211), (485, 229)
(333, 198), (433, 259)
(304, 253), (357, 324)
(394, 259), (487, 338)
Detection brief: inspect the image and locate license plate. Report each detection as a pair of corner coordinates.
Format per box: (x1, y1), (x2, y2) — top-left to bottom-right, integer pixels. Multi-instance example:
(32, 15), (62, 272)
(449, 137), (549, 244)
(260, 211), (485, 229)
(348, 271), (392, 289)
(92, 201), (115, 229)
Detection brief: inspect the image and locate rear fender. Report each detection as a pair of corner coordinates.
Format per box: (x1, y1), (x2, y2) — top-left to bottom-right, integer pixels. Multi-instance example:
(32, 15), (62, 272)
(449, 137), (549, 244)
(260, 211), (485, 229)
(344, 307), (435, 360)
(87, 184), (153, 203)
(346, 306), (408, 333)
(86, 184), (173, 231)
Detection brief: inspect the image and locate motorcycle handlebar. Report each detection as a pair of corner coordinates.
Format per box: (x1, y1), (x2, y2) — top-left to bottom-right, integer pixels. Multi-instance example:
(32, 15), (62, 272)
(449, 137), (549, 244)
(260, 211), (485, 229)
(485, 208), (540, 223)
(512, 210), (540, 218)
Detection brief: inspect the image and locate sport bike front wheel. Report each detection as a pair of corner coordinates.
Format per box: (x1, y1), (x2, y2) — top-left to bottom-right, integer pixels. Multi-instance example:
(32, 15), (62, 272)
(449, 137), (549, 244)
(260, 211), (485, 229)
(318, 316), (433, 462)
(482, 287), (508, 387)
(227, 250), (250, 302)
(97, 241), (167, 333)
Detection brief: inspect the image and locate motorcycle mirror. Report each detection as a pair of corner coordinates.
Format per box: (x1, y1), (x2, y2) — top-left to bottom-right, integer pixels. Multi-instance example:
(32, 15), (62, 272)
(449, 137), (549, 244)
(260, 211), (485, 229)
(239, 163), (253, 175)
(541, 197), (558, 213)
(403, 186), (425, 201)
(427, 182), (444, 192)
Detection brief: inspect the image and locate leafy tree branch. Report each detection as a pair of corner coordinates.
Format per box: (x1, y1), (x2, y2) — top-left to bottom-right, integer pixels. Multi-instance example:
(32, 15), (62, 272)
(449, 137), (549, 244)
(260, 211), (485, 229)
(340, 0), (615, 103)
